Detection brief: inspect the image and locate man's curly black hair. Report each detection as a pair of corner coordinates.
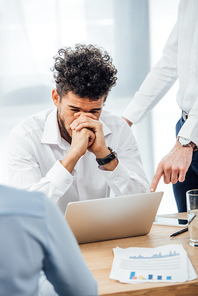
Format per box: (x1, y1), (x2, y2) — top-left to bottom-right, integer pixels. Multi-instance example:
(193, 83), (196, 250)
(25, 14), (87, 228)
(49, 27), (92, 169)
(51, 44), (117, 101)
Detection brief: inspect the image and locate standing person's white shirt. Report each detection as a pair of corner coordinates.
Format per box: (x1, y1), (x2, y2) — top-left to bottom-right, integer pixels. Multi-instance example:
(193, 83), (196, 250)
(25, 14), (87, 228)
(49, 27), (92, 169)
(123, 0), (198, 145)
(122, 0), (198, 213)
(8, 108), (149, 214)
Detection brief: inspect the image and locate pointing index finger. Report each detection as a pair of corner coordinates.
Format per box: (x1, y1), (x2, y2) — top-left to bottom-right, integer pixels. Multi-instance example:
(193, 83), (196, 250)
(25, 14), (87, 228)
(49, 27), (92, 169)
(150, 166), (164, 192)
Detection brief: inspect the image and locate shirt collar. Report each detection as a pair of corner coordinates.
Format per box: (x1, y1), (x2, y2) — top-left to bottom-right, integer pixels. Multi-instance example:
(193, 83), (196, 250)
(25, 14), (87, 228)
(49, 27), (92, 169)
(41, 108), (64, 147)
(41, 108), (112, 147)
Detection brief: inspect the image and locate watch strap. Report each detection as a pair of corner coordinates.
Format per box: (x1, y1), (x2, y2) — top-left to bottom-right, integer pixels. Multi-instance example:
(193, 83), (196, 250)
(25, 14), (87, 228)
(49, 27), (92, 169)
(177, 136), (198, 151)
(96, 147), (117, 165)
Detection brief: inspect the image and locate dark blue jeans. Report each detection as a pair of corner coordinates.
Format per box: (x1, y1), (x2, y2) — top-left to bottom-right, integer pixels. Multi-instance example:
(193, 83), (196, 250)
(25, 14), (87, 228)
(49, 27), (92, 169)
(173, 117), (198, 212)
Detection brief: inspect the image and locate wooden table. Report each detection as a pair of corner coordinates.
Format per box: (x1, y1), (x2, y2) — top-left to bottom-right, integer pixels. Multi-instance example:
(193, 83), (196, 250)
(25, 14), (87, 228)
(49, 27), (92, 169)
(80, 213), (198, 295)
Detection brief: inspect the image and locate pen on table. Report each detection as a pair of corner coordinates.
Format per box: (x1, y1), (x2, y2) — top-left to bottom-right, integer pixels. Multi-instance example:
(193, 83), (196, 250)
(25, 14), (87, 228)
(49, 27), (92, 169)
(170, 227), (188, 237)
(170, 214), (196, 238)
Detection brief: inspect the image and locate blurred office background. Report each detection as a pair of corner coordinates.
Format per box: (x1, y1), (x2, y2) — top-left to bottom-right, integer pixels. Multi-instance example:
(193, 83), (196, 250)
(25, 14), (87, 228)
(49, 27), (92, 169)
(0, 0), (180, 213)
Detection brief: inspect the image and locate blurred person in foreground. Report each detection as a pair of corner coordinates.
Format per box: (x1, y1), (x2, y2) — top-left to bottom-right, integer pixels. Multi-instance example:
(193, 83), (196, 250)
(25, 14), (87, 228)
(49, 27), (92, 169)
(0, 184), (97, 296)
(122, 0), (198, 212)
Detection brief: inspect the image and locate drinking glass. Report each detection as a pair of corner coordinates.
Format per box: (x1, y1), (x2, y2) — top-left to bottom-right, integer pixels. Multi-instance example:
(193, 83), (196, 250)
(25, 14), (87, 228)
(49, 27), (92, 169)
(186, 189), (198, 247)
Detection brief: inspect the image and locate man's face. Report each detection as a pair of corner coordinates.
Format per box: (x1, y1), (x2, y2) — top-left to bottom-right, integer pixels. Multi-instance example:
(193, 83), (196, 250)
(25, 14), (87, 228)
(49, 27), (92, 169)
(52, 90), (105, 143)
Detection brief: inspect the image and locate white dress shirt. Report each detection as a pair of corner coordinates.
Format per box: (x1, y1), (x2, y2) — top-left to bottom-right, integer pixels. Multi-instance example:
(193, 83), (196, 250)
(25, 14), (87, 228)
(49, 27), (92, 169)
(8, 108), (149, 214)
(122, 0), (198, 145)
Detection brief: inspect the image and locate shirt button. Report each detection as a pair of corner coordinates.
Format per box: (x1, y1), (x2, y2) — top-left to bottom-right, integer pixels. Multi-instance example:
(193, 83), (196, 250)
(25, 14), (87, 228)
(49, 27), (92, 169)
(185, 97), (189, 101)
(79, 178), (82, 183)
(113, 176), (118, 181)
(193, 44), (196, 50)
(66, 180), (70, 184)
(191, 71), (194, 75)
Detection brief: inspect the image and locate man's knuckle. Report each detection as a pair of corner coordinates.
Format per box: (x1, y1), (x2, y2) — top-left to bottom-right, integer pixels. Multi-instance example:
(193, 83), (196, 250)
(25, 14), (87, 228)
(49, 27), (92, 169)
(180, 166), (187, 173)
(98, 122), (102, 128)
(171, 166), (178, 172)
(164, 162), (172, 169)
(158, 161), (165, 170)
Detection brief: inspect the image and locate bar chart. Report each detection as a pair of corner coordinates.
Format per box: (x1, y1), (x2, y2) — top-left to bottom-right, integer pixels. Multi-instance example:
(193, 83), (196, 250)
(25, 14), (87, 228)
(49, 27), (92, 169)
(129, 272), (172, 281)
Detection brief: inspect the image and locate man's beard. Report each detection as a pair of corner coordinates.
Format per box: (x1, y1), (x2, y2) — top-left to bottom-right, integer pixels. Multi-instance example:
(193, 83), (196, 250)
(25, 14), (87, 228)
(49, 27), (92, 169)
(57, 109), (72, 144)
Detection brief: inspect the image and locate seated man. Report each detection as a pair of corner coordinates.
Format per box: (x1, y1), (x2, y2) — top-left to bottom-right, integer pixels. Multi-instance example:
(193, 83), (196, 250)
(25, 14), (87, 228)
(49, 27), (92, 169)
(8, 44), (149, 214)
(0, 184), (97, 295)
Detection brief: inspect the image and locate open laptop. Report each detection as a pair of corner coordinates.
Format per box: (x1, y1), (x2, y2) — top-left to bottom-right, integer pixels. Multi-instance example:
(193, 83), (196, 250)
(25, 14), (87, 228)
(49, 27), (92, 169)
(65, 191), (163, 244)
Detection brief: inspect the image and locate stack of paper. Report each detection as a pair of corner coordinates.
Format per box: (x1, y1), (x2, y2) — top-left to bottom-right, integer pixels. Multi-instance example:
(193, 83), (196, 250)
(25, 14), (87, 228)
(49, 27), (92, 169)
(110, 244), (197, 283)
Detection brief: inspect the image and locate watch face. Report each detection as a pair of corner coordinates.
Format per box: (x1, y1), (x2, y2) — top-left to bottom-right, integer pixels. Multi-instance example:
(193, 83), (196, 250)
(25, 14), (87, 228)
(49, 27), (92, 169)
(179, 137), (191, 145)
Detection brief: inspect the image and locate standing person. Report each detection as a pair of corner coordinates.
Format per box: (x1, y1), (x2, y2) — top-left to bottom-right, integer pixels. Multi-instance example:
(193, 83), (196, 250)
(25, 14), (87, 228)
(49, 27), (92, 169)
(0, 184), (98, 296)
(122, 0), (198, 212)
(7, 44), (149, 215)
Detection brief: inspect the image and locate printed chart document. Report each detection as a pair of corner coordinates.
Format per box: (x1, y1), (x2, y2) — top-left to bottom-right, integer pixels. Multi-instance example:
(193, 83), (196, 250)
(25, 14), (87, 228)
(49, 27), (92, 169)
(110, 244), (197, 283)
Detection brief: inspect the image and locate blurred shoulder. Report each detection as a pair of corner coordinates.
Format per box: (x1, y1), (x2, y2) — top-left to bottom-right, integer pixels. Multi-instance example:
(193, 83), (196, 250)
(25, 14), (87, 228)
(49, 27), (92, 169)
(0, 184), (47, 218)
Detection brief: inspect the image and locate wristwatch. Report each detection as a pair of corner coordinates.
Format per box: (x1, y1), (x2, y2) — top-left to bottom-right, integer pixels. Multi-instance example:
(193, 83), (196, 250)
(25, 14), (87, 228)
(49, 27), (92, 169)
(96, 147), (118, 165)
(177, 136), (197, 151)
